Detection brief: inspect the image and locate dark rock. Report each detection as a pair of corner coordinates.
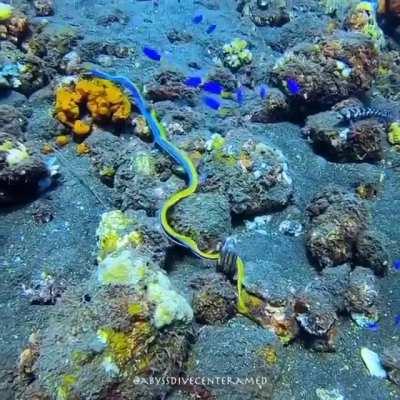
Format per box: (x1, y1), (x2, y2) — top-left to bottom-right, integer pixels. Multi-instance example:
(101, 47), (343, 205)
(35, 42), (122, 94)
(264, 16), (330, 52)
(304, 109), (386, 163)
(0, 104), (27, 139)
(320, 264), (352, 312)
(344, 266), (379, 319)
(305, 187), (369, 269)
(96, 9), (130, 26)
(79, 41), (133, 62)
(27, 85), (66, 140)
(0, 133), (50, 205)
(170, 192), (232, 252)
(184, 318), (280, 400)
(167, 29), (193, 43)
(33, 0), (54, 16)
(295, 268), (345, 351)
(32, 201), (54, 224)
(21, 272), (65, 305)
(206, 67), (238, 92)
(146, 70), (196, 105)
(382, 346), (400, 386)
(354, 230), (389, 276)
(0, 90), (28, 108)
(240, 0), (290, 27)
(154, 101), (201, 132)
(192, 273), (237, 325)
(112, 142), (182, 215)
(251, 88), (289, 123)
(85, 129), (123, 185)
(306, 187), (389, 277)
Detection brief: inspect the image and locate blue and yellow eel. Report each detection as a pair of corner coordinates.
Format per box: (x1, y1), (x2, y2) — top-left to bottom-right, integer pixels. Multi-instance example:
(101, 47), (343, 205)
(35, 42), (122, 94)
(90, 69), (247, 313)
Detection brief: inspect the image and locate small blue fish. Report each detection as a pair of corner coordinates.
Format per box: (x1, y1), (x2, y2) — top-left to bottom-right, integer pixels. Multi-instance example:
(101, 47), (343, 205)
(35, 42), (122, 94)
(143, 47), (161, 61)
(259, 84), (269, 100)
(395, 315), (400, 328)
(366, 322), (381, 332)
(192, 14), (203, 24)
(202, 96), (220, 110)
(287, 78), (301, 95)
(235, 86), (245, 106)
(393, 259), (400, 271)
(202, 80), (223, 95)
(206, 24), (217, 34)
(184, 76), (202, 88)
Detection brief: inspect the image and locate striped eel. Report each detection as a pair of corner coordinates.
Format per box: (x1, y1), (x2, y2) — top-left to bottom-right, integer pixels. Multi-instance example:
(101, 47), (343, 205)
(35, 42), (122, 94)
(89, 69), (247, 312)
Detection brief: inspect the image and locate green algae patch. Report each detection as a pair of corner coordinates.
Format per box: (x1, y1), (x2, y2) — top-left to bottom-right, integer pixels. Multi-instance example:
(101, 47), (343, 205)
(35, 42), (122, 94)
(56, 375), (77, 400)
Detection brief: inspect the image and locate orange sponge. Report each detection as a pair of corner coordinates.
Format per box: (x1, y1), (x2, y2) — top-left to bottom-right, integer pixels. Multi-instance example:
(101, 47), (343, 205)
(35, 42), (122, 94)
(73, 120), (91, 136)
(54, 78), (132, 136)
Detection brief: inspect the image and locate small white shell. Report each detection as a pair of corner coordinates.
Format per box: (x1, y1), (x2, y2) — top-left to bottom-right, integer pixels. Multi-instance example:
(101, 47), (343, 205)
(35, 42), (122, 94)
(360, 347), (387, 379)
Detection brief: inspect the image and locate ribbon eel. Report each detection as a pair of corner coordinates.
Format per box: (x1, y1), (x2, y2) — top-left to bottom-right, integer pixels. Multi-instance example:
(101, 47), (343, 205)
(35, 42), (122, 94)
(90, 69), (247, 312)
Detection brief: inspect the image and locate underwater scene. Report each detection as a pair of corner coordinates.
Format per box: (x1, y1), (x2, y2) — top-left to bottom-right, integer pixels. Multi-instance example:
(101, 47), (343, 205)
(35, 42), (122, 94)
(2, 0), (400, 399)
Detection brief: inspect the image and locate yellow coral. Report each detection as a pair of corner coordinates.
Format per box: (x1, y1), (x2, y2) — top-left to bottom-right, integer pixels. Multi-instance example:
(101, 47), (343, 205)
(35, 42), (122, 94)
(128, 231), (144, 247)
(388, 122), (400, 145)
(0, 2), (13, 21)
(76, 142), (91, 155)
(41, 143), (54, 154)
(54, 78), (132, 138)
(98, 165), (115, 178)
(55, 135), (71, 147)
(133, 116), (151, 140)
(222, 38), (253, 70)
(0, 140), (29, 166)
(346, 2), (385, 48)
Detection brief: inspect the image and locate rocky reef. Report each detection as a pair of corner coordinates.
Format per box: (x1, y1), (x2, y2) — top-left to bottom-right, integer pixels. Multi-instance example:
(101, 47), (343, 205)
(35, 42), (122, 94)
(1, 0), (400, 399)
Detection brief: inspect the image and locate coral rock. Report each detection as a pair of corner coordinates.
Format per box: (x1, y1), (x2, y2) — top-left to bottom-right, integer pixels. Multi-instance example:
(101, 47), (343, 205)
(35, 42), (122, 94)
(304, 108), (386, 163)
(305, 187), (387, 274)
(251, 88), (289, 123)
(0, 11), (29, 44)
(199, 132), (293, 216)
(33, 0), (54, 16)
(382, 346), (400, 386)
(0, 133), (49, 205)
(273, 32), (379, 112)
(192, 273), (237, 325)
(344, 266), (379, 319)
(0, 104), (27, 139)
(239, 0), (290, 27)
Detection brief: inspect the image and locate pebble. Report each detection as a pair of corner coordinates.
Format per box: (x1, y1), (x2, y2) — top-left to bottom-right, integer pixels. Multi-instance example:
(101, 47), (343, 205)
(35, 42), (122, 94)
(278, 220), (303, 237)
(361, 347), (387, 379)
(316, 388), (344, 400)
